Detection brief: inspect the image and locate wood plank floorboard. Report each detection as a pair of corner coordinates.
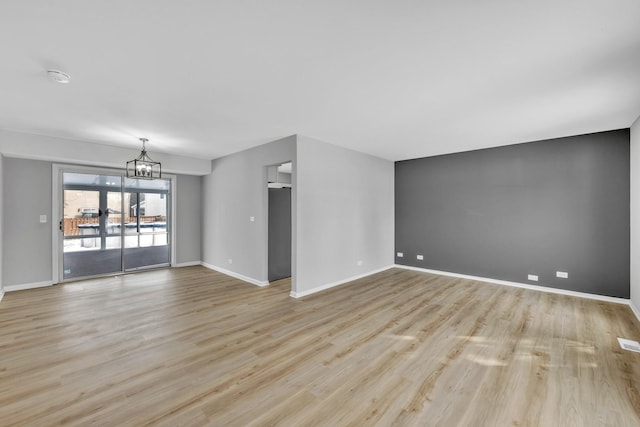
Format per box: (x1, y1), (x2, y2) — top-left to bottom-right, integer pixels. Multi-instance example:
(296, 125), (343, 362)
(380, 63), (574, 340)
(0, 266), (639, 426)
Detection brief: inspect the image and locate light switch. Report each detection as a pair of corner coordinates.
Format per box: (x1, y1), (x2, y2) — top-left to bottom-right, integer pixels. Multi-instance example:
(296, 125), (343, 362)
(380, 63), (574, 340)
(39, 214), (47, 223)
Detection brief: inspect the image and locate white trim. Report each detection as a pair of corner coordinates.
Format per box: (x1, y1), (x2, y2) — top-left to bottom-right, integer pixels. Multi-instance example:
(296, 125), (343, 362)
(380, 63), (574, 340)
(201, 262), (269, 287)
(174, 261), (202, 268)
(52, 164), (62, 283)
(290, 265), (395, 298)
(395, 264), (630, 305)
(169, 176), (177, 267)
(4, 280), (54, 292)
(0, 290), (4, 303)
(630, 301), (640, 323)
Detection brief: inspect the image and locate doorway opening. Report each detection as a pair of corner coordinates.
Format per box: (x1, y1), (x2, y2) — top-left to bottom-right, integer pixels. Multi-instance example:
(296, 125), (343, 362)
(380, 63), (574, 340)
(267, 162), (292, 288)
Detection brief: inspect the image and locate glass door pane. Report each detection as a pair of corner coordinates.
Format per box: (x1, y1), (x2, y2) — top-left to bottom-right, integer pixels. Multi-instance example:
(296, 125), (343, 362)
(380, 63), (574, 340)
(124, 178), (170, 270)
(105, 191), (123, 250)
(63, 188), (100, 252)
(62, 173), (123, 279)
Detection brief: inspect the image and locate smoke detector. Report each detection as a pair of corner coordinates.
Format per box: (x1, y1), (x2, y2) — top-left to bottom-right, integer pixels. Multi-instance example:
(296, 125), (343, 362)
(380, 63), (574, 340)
(47, 69), (71, 84)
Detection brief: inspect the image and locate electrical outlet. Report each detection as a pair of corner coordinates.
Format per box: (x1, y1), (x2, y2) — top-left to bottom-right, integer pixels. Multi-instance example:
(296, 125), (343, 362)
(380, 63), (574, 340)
(556, 271), (568, 279)
(357, 260), (363, 266)
(397, 252), (403, 257)
(39, 214), (47, 223)
(528, 274), (538, 281)
(249, 216), (255, 222)
(228, 259), (233, 264)
(417, 255), (424, 260)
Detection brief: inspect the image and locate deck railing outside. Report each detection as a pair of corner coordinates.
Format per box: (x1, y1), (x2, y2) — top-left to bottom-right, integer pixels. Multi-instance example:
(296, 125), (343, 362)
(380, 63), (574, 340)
(64, 216), (166, 236)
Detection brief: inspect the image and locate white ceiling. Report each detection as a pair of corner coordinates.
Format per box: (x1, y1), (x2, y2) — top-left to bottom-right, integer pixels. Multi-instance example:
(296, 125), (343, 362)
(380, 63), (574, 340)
(1, 1), (639, 162)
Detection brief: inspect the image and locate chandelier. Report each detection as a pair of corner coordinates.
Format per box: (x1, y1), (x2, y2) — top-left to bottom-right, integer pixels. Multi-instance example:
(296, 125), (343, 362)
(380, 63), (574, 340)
(126, 138), (161, 179)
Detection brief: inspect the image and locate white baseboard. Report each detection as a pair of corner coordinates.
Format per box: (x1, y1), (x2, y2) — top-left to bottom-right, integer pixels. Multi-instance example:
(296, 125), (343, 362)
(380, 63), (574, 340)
(630, 301), (640, 323)
(4, 280), (54, 292)
(290, 265), (395, 298)
(0, 290), (4, 303)
(173, 261), (202, 268)
(395, 264), (631, 305)
(201, 262), (268, 287)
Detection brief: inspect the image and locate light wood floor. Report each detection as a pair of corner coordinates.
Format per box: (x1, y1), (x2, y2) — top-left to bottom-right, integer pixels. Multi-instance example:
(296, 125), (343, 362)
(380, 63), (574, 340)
(1, 267), (639, 426)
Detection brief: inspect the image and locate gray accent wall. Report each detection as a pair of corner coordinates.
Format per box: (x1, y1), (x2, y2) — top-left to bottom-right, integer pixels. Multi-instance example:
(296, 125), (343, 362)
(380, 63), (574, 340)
(201, 136), (296, 283)
(175, 174), (202, 265)
(295, 135), (394, 295)
(395, 129), (630, 298)
(631, 116), (640, 312)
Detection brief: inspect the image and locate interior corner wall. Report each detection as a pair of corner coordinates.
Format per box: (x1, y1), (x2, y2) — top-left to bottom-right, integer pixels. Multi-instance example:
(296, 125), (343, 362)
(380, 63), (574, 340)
(395, 129), (630, 298)
(630, 115), (640, 314)
(201, 135), (296, 283)
(295, 136), (394, 295)
(175, 174), (202, 265)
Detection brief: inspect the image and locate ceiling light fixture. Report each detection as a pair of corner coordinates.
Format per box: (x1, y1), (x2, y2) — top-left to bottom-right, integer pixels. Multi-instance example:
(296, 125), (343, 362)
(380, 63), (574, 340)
(47, 69), (71, 84)
(126, 138), (161, 179)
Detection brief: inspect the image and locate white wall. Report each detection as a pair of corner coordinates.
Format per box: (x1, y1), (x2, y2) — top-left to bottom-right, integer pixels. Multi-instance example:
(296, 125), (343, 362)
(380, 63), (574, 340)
(0, 129), (211, 176)
(2, 158), (52, 287)
(201, 136), (296, 285)
(630, 115), (640, 318)
(294, 135), (394, 296)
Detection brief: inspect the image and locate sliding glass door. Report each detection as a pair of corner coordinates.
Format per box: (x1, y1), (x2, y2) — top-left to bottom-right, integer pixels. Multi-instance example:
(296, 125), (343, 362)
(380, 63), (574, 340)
(123, 178), (171, 270)
(62, 173), (123, 279)
(61, 171), (171, 280)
